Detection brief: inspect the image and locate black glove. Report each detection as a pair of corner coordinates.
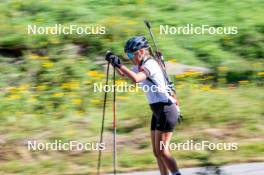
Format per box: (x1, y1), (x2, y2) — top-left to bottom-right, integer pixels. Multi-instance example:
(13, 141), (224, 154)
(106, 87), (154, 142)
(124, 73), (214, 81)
(111, 56), (122, 68)
(105, 51), (122, 68)
(105, 51), (114, 62)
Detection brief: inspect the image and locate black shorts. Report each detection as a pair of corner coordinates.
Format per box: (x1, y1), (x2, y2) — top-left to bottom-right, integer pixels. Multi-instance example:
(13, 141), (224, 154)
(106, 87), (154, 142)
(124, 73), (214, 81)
(150, 102), (179, 132)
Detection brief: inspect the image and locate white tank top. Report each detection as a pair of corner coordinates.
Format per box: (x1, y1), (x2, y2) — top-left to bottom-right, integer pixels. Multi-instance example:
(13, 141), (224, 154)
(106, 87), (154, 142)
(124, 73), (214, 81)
(131, 58), (176, 104)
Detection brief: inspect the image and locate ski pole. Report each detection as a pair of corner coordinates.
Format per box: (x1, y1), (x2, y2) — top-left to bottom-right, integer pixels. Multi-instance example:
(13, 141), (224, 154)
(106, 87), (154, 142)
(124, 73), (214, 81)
(144, 21), (159, 57)
(144, 20), (165, 69)
(113, 66), (117, 175)
(105, 51), (118, 174)
(97, 62), (110, 175)
(144, 20), (177, 94)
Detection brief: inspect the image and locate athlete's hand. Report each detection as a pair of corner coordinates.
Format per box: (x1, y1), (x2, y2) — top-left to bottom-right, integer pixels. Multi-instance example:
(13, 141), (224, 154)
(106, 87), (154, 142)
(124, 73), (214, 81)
(111, 57), (122, 68)
(156, 51), (163, 58)
(176, 99), (180, 106)
(105, 51), (113, 62)
(105, 51), (122, 68)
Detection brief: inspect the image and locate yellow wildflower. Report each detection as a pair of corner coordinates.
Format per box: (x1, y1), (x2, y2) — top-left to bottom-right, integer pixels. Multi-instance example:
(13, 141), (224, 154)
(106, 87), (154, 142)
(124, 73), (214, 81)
(127, 20), (137, 25)
(30, 54), (41, 60)
(176, 74), (185, 79)
(18, 84), (29, 93)
(90, 99), (100, 105)
(257, 72), (264, 76)
(97, 73), (105, 78)
(87, 71), (99, 77)
(200, 85), (212, 91)
(61, 82), (70, 89)
(69, 81), (80, 89)
(8, 94), (21, 100)
(184, 71), (202, 77)
(36, 85), (46, 91)
(61, 81), (79, 90)
(168, 59), (177, 63)
(117, 96), (128, 100)
(71, 99), (82, 105)
(217, 66), (228, 72)
(53, 92), (64, 97)
(239, 80), (249, 85)
(116, 80), (126, 86)
(42, 61), (54, 68)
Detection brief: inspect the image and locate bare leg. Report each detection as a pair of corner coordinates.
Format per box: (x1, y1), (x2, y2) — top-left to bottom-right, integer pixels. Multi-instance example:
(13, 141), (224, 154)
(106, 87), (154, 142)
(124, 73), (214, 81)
(155, 130), (179, 173)
(151, 130), (169, 175)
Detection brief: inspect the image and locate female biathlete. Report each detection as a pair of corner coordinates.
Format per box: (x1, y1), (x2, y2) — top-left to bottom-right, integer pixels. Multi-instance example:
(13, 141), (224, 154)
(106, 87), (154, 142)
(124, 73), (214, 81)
(106, 36), (181, 175)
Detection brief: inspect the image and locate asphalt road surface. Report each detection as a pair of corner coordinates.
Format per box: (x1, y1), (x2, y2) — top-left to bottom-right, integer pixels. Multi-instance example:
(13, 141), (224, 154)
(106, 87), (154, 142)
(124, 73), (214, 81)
(107, 162), (264, 175)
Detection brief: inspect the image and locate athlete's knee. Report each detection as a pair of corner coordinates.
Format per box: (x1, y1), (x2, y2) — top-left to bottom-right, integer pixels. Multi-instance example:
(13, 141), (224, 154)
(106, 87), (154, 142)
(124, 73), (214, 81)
(157, 149), (171, 158)
(154, 145), (165, 158)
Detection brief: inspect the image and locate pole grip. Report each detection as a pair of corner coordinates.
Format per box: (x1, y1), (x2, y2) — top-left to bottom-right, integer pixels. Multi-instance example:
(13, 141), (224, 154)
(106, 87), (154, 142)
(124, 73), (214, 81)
(144, 20), (151, 29)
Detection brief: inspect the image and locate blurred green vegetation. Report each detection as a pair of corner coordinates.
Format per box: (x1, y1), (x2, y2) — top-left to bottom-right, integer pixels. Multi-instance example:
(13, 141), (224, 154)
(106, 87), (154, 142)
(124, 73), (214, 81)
(0, 0), (264, 174)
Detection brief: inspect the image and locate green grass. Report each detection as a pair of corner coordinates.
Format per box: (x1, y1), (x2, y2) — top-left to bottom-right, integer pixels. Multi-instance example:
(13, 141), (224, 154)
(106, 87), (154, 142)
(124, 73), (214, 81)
(0, 84), (263, 174)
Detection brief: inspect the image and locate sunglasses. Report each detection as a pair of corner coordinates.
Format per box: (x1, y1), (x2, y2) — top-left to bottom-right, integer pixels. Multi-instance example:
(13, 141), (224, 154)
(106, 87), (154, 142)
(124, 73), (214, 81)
(127, 52), (135, 59)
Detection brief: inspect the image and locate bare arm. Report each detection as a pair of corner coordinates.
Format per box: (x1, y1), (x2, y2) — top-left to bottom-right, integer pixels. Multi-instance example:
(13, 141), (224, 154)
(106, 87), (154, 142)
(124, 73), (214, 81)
(119, 65), (147, 83)
(115, 67), (125, 76)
